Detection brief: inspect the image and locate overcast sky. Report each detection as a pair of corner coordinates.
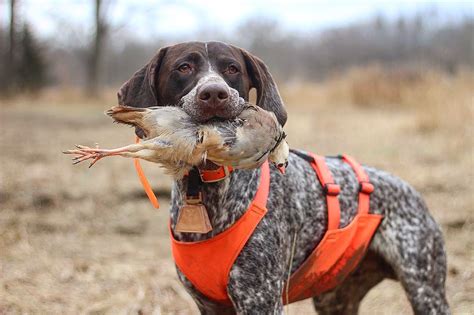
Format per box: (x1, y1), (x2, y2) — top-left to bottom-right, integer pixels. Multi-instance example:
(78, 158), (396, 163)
(2, 0), (472, 40)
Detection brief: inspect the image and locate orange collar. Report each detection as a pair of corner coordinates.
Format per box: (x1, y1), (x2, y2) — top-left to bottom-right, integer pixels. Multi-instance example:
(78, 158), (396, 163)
(198, 166), (233, 183)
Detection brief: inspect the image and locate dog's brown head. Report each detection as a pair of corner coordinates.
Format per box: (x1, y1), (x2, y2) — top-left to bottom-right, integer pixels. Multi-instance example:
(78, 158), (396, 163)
(117, 41), (287, 136)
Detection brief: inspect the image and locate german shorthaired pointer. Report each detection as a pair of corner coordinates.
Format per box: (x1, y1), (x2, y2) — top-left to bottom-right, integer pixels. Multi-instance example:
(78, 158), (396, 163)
(118, 41), (449, 314)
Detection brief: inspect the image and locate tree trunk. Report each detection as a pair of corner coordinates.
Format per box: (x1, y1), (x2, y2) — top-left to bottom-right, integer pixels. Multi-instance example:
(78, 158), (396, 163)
(86, 0), (106, 97)
(6, 0), (16, 91)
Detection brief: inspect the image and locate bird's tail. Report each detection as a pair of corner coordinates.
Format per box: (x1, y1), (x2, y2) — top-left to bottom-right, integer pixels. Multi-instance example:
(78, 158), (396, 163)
(106, 105), (154, 134)
(106, 105), (149, 124)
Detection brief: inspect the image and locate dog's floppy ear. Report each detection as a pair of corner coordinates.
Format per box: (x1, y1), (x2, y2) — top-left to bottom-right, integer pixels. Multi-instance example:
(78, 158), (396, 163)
(117, 47), (168, 108)
(239, 48), (287, 126)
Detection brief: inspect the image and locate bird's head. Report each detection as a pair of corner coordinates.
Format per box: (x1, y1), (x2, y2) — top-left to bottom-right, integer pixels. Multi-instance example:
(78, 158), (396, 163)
(269, 133), (289, 174)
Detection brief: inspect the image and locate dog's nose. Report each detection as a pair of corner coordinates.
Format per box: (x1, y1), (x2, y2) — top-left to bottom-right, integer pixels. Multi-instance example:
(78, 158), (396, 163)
(197, 83), (229, 109)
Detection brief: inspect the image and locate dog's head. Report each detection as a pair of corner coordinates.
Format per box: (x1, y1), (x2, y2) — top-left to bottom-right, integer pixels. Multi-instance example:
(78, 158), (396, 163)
(117, 41), (287, 137)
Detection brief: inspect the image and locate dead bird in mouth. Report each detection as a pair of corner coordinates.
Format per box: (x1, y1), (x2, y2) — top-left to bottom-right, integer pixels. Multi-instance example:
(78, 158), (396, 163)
(63, 102), (289, 177)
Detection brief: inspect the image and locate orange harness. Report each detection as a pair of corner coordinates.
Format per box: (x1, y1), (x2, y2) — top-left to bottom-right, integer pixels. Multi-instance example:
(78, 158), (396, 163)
(168, 154), (383, 305)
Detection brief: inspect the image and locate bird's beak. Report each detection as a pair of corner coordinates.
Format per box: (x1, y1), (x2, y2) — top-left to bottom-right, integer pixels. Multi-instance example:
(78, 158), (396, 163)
(277, 165), (286, 175)
(275, 161), (288, 175)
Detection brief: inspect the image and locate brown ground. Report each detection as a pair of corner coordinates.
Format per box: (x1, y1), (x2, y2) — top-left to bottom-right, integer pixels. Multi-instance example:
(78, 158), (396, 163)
(0, 73), (473, 314)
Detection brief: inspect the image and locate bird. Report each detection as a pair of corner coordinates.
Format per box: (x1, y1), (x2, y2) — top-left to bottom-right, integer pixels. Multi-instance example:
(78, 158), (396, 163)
(63, 101), (289, 178)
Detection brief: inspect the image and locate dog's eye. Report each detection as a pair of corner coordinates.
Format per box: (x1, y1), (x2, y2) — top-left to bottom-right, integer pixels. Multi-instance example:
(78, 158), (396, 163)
(178, 64), (192, 73)
(226, 65), (239, 74)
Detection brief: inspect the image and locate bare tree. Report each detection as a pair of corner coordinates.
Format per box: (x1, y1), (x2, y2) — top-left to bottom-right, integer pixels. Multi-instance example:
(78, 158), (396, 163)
(8, 0), (16, 70)
(2, 0), (17, 93)
(17, 23), (48, 92)
(86, 0), (108, 96)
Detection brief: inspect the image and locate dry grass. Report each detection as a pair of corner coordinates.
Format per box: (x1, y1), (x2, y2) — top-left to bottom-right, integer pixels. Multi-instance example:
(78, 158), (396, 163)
(281, 66), (474, 134)
(1, 69), (473, 314)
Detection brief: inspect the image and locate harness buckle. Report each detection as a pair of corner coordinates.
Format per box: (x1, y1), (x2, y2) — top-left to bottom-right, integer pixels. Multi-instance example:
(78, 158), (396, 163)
(323, 183), (340, 196)
(359, 181), (374, 194)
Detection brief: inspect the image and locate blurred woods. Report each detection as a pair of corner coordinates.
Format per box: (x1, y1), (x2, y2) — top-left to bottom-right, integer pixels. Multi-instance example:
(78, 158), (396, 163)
(0, 1), (472, 97)
(0, 0), (49, 95)
(1, 4), (473, 313)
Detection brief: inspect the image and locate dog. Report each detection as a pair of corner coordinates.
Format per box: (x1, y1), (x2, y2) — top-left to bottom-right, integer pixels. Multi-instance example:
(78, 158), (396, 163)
(117, 41), (449, 314)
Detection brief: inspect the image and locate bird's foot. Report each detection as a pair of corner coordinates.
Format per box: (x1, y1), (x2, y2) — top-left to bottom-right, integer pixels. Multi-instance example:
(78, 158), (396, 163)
(63, 144), (116, 168)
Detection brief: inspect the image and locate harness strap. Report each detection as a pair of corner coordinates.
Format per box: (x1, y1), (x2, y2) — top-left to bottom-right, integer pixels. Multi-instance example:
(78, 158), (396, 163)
(341, 155), (374, 215)
(186, 167), (203, 199)
(309, 153), (341, 231)
(282, 152), (383, 304)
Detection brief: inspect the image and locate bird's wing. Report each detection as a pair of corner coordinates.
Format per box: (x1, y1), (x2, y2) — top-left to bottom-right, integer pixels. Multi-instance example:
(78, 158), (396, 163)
(106, 105), (196, 140)
(143, 107), (208, 164)
(204, 106), (285, 168)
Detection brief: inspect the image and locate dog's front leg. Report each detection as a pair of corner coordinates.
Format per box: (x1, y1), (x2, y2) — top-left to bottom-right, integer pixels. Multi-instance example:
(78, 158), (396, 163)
(226, 235), (287, 315)
(227, 264), (284, 315)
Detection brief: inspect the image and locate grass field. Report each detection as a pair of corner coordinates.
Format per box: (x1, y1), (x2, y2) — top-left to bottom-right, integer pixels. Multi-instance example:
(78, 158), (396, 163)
(0, 70), (473, 314)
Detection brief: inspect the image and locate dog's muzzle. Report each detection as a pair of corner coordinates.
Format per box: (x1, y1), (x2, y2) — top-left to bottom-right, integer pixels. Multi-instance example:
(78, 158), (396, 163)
(181, 74), (243, 122)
